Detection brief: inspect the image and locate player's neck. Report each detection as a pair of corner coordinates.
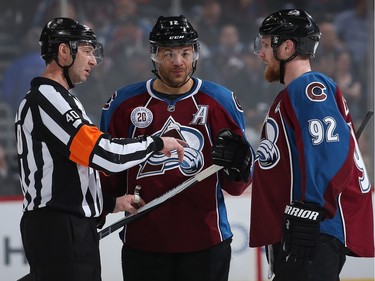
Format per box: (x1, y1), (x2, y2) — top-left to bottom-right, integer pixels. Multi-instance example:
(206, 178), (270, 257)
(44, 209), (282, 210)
(284, 59), (311, 86)
(153, 78), (194, 95)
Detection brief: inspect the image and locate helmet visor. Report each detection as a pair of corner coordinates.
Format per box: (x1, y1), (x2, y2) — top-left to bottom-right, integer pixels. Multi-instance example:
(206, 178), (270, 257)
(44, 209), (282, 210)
(75, 40), (104, 65)
(253, 35), (262, 56)
(151, 44), (199, 64)
(253, 35), (272, 56)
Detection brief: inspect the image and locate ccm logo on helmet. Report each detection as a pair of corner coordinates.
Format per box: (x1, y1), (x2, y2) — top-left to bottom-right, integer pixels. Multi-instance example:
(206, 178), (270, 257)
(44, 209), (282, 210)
(169, 35), (185, 39)
(284, 205), (320, 220)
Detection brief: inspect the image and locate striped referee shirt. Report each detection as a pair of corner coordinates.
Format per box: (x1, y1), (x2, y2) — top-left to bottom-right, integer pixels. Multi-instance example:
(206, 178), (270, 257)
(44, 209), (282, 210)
(15, 77), (162, 217)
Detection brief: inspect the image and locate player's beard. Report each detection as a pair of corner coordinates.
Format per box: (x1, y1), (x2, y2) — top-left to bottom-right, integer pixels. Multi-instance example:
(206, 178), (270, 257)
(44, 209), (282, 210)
(264, 59), (280, 83)
(158, 66), (191, 88)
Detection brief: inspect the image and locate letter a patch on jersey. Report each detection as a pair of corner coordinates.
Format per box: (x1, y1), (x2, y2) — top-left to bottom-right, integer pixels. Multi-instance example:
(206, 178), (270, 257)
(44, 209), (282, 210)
(190, 105), (208, 125)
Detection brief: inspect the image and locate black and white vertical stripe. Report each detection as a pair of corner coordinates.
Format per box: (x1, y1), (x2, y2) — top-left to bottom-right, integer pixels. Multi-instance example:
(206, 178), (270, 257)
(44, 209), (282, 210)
(15, 78), (158, 217)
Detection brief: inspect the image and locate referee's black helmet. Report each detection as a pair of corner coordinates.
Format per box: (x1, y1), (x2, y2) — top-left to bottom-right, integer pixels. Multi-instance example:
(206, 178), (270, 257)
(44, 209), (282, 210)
(39, 17), (103, 64)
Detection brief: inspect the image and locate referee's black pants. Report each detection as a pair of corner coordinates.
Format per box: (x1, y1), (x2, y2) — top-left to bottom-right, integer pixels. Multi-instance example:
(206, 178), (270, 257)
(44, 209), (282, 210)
(121, 238), (232, 281)
(20, 207), (101, 281)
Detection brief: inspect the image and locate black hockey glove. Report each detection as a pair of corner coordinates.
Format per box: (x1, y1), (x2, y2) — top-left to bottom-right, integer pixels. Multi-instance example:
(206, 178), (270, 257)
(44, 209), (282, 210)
(282, 201), (326, 263)
(211, 129), (252, 182)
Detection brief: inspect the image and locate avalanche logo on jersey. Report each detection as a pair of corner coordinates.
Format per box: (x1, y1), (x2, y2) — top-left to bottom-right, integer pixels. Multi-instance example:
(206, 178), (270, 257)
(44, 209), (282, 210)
(256, 116), (280, 169)
(137, 116), (205, 179)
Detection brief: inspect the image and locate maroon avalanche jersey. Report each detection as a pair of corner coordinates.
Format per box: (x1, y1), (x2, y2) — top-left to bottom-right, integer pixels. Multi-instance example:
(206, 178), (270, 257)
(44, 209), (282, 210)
(249, 72), (374, 257)
(100, 78), (251, 252)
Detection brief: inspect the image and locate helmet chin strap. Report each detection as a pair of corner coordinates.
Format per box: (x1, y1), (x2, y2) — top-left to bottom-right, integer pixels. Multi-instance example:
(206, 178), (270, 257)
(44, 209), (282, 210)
(63, 67), (75, 89)
(55, 56), (76, 89)
(279, 60), (287, 84)
(151, 61), (197, 89)
(275, 50), (298, 84)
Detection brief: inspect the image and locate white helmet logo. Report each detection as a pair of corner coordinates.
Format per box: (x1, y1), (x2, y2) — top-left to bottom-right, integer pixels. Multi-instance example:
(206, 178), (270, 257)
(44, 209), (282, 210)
(169, 35), (184, 40)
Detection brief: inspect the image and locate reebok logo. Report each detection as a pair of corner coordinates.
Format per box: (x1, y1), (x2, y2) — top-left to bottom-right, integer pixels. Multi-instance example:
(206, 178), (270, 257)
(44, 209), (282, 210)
(284, 205), (319, 220)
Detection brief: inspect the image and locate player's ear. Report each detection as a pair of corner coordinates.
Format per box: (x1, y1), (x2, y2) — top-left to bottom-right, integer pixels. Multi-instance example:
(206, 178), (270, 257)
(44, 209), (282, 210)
(285, 39), (296, 54)
(282, 40), (290, 51)
(58, 43), (71, 64)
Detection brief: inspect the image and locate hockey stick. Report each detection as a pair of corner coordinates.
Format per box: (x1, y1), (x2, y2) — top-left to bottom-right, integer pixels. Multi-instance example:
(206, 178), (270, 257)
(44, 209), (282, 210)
(356, 110), (374, 139)
(98, 164), (223, 239)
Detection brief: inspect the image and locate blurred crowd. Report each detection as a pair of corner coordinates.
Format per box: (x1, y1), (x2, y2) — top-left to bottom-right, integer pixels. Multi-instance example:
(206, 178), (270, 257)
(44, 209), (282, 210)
(0, 0), (373, 195)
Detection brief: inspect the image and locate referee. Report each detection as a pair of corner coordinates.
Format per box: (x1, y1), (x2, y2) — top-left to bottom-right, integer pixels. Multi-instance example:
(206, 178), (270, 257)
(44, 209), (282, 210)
(15, 17), (185, 281)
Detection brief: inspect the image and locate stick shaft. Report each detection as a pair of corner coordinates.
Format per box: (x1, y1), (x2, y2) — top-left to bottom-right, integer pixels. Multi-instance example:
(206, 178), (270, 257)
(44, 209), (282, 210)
(98, 164), (223, 239)
(356, 110), (374, 139)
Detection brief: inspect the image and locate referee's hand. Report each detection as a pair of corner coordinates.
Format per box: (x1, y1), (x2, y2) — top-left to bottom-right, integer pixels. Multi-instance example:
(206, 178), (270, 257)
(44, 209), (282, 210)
(113, 194), (145, 214)
(160, 137), (186, 162)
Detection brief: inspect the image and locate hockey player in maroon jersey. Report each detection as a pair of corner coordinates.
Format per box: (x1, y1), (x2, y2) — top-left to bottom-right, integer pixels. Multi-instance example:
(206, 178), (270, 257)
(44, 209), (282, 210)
(249, 9), (374, 281)
(100, 15), (252, 281)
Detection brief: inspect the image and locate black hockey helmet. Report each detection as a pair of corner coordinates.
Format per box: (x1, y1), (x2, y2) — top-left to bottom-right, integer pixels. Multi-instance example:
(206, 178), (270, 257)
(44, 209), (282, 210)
(254, 9), (320, 58)
(149, 15), (199, 63)
(39, 17), (103, 64)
